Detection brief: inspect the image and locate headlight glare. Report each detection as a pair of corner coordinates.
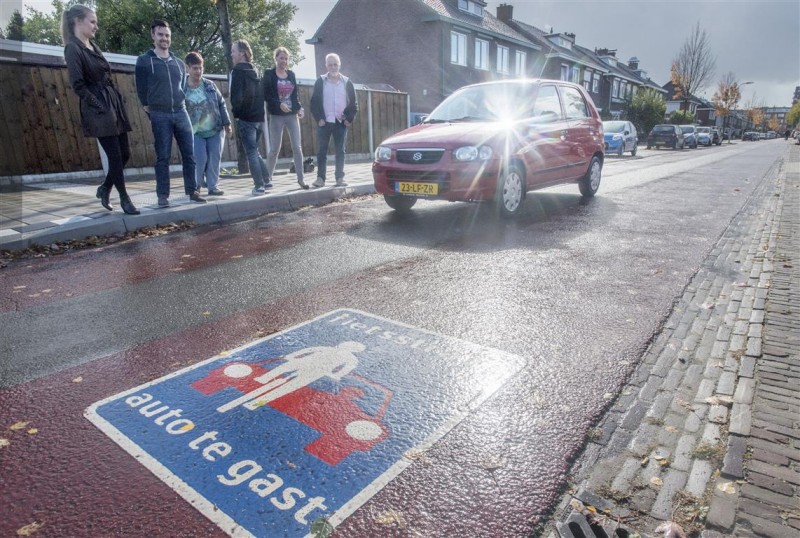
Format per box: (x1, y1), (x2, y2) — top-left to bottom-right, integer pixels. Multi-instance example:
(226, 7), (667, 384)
(454, 146), (478, 161)
(375, 146), (391, 161)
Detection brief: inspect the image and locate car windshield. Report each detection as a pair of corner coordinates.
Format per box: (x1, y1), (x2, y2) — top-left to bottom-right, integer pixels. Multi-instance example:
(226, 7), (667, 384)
(426, 82), (537, 123)
(603, 121), (626, 133)
(653, 125), (672, 132)
(697, 127), (710, 133)
(680, 126), (695, 133)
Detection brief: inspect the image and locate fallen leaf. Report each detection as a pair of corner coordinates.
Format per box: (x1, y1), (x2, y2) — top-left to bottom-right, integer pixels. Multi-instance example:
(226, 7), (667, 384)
(655, 456), (670, 467)
(0, 438), (9, 448)
(374, 510), (407, 528)
(404, 449), (432, 464)
(72, 376), (83, 383)
(10, 421), (29, 431)
(480, 456), (506, 471)
(181, 254), (193, 258)
(641, 456), (650, 466)
(701, 302), (715, 309)
(27, 428), (38, 435)
(231, 255), (243, 259)
(603, 392), (614, 400)
(202, 311), (211, 316)
(717, 481), (736, 494)
(13, 285), (26, 289)
(664, 426), (679, 433)
(570, 498), (585, 512)
(650, 476), (663, 487)
(286, 460), (297, 469)
(654, 521), (688, 538)
(41, 289), (52, 293)
(16, 521), (44, 536)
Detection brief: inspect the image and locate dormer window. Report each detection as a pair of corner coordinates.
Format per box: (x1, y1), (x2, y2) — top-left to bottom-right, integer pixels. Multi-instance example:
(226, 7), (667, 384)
(458, 0), (484, 16)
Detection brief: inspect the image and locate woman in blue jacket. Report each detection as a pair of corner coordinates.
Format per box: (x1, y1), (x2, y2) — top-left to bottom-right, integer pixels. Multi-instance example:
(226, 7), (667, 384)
(185, 52), (232, 196)
(62, 4), (139, 214)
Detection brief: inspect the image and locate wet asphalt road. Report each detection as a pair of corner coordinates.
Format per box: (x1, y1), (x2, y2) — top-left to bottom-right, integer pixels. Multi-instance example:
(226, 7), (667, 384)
(0, 141), (787, 537)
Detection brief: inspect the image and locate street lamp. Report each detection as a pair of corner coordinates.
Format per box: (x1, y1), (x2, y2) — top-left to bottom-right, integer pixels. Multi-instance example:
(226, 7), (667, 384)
(739, 81), (754, 133)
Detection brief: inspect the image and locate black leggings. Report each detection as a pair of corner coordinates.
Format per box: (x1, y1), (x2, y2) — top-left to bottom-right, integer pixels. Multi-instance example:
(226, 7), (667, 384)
(97, 132), (131, 197)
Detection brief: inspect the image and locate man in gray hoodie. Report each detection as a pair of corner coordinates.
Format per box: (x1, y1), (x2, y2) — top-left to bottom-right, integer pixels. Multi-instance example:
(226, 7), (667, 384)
(135, 19), (206, 207)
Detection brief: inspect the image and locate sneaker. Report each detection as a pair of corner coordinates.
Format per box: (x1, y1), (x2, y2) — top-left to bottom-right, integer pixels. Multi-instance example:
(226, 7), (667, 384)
(312, 177), (325, 188)
(252, 187), (266, 196)
(297, 179), (309, 190)
(208, 189), (225, 196)
(264, 181), (274, 189)
(158, 197), (170, 208)
(189, 191), (207, 203)
(335, 180), (348, 187)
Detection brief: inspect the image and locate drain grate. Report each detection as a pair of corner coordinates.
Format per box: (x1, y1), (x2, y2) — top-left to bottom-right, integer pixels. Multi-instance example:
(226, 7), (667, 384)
(556, 489), (649, 538)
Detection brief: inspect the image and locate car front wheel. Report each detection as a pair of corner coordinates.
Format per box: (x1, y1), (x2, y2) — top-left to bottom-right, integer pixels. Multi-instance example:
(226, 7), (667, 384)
(496, 163), (525, 218)
(579, 155), (602, 198)
(383, 194), (417, 213)
(631, 144), (637, 156)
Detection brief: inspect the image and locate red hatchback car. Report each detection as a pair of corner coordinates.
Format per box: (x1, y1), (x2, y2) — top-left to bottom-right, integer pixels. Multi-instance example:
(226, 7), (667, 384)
(373, 79), (605, 217)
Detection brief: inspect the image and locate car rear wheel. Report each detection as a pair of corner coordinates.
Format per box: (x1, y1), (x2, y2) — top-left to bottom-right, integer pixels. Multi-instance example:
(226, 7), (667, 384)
(579, 155), (602, 198)
(631, 144), (637, 156)
(496, 163), (525, 218)
(383, 194), (417, 213)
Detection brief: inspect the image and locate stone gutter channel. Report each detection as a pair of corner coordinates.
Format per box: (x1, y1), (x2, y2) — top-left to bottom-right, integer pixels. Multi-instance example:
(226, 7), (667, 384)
(546, 144), (799, 538)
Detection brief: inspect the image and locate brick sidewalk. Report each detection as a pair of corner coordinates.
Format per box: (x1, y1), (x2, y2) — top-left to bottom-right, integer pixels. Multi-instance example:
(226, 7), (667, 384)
(547, 144), (799, 538)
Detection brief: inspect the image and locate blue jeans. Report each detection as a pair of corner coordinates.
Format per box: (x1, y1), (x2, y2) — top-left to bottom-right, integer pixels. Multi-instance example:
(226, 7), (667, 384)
(238, 119), (269, 188)
(316, 121), (347, 182)
(149, 109), (196, 197)
(194, 131), (224, 192)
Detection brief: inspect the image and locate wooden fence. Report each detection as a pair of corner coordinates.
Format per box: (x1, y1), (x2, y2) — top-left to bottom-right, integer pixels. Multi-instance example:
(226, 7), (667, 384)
(0, 43), (409, 178)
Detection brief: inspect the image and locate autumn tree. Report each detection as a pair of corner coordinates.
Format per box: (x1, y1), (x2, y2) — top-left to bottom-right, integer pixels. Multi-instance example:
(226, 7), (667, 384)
(711, 72), (741, 144)
(670, 22), (716, 111)
(787, 101), (800, 129)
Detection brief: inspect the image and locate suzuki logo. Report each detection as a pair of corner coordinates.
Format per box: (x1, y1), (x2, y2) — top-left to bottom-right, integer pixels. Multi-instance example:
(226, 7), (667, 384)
(412, 152), (423, 161)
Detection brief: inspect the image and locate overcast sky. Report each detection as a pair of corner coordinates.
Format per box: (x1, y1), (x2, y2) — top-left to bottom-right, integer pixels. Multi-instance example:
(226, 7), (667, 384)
(3, 0), (798, 106)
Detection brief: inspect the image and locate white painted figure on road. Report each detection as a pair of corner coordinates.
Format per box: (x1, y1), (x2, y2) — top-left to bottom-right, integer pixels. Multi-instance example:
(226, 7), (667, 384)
(216, 341), (364, 413)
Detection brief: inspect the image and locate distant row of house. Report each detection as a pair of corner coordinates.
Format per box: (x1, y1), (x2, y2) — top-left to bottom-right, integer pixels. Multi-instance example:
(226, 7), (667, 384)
(308, 0), (791, 132)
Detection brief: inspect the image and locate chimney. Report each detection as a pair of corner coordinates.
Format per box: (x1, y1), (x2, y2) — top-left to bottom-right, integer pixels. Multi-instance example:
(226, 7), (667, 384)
(628, 57), (639, 70)
(496, 3), (513, 22)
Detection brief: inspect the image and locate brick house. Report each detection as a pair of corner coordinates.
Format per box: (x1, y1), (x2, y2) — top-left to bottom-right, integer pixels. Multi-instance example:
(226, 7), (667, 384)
(306, 0), (541, 114)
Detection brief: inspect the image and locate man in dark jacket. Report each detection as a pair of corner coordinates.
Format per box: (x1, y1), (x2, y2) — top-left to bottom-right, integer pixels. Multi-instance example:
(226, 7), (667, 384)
(310, 53), (357, 188)
(229, 40), (271, 195)
(135, 19), (205, 207)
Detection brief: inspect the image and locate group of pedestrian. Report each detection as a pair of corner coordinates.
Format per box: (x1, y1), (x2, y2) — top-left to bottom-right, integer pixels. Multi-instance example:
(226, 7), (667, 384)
(61, 4), (358, 213)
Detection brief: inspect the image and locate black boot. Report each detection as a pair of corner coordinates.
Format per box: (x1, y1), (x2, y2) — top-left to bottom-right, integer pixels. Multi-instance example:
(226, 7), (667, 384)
(120, 195), (140, 215)
(96, 185), (113, 211)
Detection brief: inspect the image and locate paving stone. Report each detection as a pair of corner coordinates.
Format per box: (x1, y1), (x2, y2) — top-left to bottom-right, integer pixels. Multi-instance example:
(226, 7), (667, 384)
(753, 410), (796, 428)
(733, 320), (750, 335)
(730, 334), (747, 352)
(746, 471), (795, 496)
(748, 436), (800, 462)
(729, 402), (751, 435)
(701, 422), (722, 444)
(637, 374), (662, 402)
(738, 498), (785, 524)
(694, 378), (716, 403)
(662, 367), (685, 392)
(739, 355), (756, 378)
(746, 337), (762, 357)
(685, 458), (714, 496)
(672, 434), (697, 472)
(650, 469), (688, 520)
(734, 378), (756, 404)
(646, 392), (673, 421)
(737, 512), (800, 538)
(710, 340), (728, 360)
(748, 323), (763, 338)
(747, 459), (800, 486)
(751, 417), (800, 441)
(716, 371), (736, 395)
(750, 310), (765, 323)
(610, 456), (642, 492)
(708, 404), (729, 424)
(621, 399), (650, 431)
(722, 435), (747, 479)
(750, 426), (790, 444)
(740, 483), (797, 509)
(751, 447), (790, 467)
(628, 423), (660, 457)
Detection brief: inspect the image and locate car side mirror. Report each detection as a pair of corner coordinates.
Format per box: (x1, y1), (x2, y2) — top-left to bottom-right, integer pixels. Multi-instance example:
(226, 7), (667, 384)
(624, 130), (629, 135)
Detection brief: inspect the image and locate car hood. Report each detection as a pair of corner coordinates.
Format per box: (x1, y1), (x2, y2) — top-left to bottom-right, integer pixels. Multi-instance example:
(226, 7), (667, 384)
(380, 121), (513, 147)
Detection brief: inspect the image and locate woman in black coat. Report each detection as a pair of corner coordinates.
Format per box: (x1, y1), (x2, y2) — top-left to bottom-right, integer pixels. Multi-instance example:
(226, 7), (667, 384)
(62, 4), (138, 214)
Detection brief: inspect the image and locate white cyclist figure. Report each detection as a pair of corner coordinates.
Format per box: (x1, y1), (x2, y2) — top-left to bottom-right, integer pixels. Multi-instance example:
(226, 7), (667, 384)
(217, 341), (364, 413)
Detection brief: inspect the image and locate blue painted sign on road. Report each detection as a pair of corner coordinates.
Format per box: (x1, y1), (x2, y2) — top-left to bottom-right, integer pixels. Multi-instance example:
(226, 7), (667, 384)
(86, 309), (526, 537)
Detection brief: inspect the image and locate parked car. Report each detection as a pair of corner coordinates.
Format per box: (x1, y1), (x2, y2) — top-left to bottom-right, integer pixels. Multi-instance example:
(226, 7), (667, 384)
(742, 131), (759, 141)
(372, 79), (605, 218)
(696, 127), (713, 146)
(710, 128), (722, 145)
(646, 124), (685, 150)
(679, 125), (699, 148)
(766, 131), (777, 139)
(602, 120), (638, 156)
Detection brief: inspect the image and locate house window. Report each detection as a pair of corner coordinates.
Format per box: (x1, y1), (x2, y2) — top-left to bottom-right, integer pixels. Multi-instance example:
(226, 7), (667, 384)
(612, 79), (620, 98)
(475, 39), (489, 70)
(592, 72), (600, 93)
(515, 51), (526, 76)
(560, 64), (569, 81)
(451, 31), (467, 66)
(571, 66), (580, 84)
(583, 69), (592, 91)
(496, 45), (509, 73)
(458, 0), (483, 16)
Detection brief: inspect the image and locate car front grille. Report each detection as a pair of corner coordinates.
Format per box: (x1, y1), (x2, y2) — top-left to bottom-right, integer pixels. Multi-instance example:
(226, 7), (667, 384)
(396, 149), (445, 165)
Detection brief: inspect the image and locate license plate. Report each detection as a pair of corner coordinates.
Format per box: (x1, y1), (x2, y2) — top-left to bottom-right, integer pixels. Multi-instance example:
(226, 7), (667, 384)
(395, 181), (438, 195)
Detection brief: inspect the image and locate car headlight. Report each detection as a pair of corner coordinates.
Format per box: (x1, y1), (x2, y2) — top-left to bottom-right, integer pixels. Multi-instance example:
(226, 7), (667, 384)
(375, 146), (391, 162)
(454, 145), (493, 161)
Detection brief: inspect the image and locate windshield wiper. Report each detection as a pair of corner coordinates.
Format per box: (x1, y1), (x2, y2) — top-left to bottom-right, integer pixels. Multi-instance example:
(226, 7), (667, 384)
(448, 115), (487, 122)
(424, 118), (448, 124)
